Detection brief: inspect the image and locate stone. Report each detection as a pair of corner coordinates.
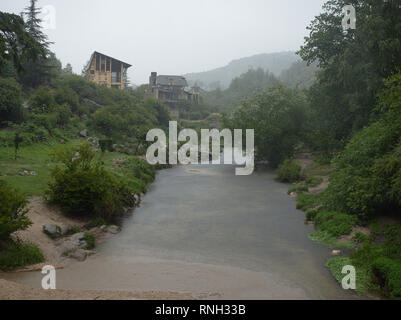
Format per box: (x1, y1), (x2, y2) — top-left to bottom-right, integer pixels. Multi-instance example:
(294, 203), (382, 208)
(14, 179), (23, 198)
(79, 129), (88, 137)
(43, 224), (62, 239)
(107, 225), (120, 234)
(100, 225), (107, 232)
(70, 249), (87, 261)
(332, 250), (342, 256)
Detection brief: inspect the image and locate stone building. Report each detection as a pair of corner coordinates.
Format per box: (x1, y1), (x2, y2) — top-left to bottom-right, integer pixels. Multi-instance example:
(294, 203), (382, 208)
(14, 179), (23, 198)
(148, 72), (199, 107)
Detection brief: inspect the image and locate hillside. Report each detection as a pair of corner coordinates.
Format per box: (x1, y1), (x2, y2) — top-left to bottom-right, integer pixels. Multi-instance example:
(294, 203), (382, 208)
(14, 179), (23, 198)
(184, 51), (298, 90)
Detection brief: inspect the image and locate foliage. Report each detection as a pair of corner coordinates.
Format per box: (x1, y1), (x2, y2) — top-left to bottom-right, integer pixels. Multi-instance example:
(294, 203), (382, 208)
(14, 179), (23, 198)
(99, 139), (113, 153)
(313, 211), (357, 238)
(225, 84), (309, 167)
(0, 77), (24, 123)
(45, 143), (136, 221)
(298, 0), (401, 149)
(84, 217), (106, 230)
(0, 239), (44, 270)
(321, 73), (401, 218)
(204, 68), (279, 113)
(276, 159), (302, 183)
(0, 11), (45, 74)
(296, 193), (318, 211)
(83, 232), (95, 250)
(372, 257), (401, 298)
(326, 257), (372, 294)
(0, 180), (31, 240)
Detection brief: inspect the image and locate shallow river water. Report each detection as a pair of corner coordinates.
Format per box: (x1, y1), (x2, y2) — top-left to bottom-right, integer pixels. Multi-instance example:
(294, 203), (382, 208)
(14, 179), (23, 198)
(5, 163), (357, 299)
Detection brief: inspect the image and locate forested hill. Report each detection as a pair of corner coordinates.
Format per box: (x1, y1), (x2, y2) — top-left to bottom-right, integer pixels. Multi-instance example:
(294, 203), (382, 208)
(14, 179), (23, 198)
(184, 51), (298, 90)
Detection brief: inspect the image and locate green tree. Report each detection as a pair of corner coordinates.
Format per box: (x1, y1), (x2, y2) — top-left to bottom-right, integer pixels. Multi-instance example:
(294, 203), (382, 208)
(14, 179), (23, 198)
(0, 12), (45, 74)
(225, 84), (309, 167)
(0, 180), (31, 241)
(298, 0), (401, 150)
(0, 77), (24, 123)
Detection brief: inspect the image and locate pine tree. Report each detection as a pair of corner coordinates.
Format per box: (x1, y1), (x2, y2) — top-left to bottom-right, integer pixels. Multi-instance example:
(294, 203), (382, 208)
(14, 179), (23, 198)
(23, 0), (51, 49)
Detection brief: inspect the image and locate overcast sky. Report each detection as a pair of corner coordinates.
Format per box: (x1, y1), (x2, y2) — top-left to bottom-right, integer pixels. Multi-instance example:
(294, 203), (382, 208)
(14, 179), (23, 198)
(1, 0), (326, 85)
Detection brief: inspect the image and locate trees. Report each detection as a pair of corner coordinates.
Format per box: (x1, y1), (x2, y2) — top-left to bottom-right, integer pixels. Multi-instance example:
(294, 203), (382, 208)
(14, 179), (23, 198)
(321, 73), (401, 218)
(0, 77), (24, 123)
(298, 0), (401, 150)
(0, 12), (45, 75)
(45, 143), (136, 221)
(18, 0), (60, 88)
(0, 180), (31, 241)
(225, 84), (309, 167)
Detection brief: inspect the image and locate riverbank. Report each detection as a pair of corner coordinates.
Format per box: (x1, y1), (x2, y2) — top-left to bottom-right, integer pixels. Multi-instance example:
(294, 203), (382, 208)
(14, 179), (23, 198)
(288, 153), (400, 298)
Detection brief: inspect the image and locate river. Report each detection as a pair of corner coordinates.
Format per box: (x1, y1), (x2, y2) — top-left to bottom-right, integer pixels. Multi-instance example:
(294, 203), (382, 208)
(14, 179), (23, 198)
(4, 162), (357, 299)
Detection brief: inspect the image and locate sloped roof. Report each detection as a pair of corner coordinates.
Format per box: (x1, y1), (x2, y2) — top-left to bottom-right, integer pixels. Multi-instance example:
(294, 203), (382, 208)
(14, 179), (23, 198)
(156, 75), (188, 87)
(88, 51), (132, 69)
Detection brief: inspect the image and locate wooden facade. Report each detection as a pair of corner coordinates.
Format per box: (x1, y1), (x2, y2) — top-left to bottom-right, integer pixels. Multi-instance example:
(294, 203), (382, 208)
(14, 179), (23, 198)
(85, 51), (131, 90)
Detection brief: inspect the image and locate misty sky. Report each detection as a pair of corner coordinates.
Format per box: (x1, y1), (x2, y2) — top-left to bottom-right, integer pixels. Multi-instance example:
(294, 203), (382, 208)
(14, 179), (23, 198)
(1, 0), (326, 85)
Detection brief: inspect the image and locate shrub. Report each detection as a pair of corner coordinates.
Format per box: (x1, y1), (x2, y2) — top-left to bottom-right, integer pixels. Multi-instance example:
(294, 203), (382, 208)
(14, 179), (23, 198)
(45, 143), (136, 222)
(314, 212), (357, 237)
(0, 240), (44, 271)
(321, 73), (401, 218)
(83, 232), (95, 250)
(296, 193), (317, 210)
(0, 180), (31, 240)
(373, 257), (401, 298)
(305, 209), (318, 221)
(0, 77), (24, 123)
(276, 159), (302, 183)
(29, 86), (57, 114)
(84, 217), (106, 229)
(99, 139), (113, 153)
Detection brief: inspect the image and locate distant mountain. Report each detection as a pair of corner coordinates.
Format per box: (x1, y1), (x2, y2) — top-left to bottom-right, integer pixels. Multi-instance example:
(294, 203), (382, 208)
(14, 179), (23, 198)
(184, 51), (298, 90)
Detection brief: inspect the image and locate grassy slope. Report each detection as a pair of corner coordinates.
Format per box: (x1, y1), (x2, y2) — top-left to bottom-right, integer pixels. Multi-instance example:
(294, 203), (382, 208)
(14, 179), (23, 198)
(0, 138), (130, 196)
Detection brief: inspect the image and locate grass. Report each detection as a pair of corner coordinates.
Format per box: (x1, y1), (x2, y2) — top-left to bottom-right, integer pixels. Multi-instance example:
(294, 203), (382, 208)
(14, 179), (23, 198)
(326, 257), (374, 295)
(0, 240), (44, 271)
(0, 138), (139, 196)
(296, 193), (318, 210)
(309, 231), (355, 249)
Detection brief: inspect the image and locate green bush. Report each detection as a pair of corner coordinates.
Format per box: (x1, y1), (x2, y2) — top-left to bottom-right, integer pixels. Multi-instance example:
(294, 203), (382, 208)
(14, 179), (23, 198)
(0, 180), (31, 240)
(84, 232), (95, 250)
(305, 209), (318, 221)
(0, 240), (44, 271)
(84, 217), (106, 229)
(0, 77), (24, 123)
(314, 212), (357, 237)
(276, 159), (302, 183)
(45, 143), (136, 222)
(321, 73), (401, 218)
(373, 257), (401, 298)
(99, 139), (113, 153)
(296, 193), (317, 210)
(29, 86), (57, 114)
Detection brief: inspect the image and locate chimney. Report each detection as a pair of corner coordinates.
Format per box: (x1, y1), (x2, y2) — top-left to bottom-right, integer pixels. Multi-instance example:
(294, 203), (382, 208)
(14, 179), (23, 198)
(149, 72), (157, 88)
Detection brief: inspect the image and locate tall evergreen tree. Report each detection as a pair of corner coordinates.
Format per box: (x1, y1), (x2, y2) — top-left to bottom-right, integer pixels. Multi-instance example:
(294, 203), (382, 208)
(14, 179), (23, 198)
(23, 0), (50, 49)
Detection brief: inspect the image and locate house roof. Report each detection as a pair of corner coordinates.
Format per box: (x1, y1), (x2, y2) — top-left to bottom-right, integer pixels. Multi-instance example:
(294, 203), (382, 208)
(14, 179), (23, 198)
(88, 51), (132, 69)
(156, 75), (188, 87)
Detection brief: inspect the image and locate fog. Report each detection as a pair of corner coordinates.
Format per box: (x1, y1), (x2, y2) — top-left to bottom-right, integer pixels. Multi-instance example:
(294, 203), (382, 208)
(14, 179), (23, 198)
(0, 0), (326, 85)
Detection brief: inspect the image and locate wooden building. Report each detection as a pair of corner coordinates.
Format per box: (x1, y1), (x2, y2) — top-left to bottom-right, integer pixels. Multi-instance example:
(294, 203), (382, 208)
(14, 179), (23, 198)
(84, 51), (131, 90)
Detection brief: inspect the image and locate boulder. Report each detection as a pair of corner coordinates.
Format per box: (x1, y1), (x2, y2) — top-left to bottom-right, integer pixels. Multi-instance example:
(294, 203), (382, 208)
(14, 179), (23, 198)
(332, 250), (342, 256)
(70, 249), (87, 262)
(43, 224), (62, 239)
(107, 225), (120, 234)
(59, 232), (88, 255)
(79, 129), (88, 137)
